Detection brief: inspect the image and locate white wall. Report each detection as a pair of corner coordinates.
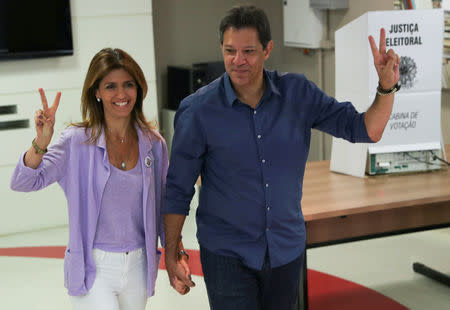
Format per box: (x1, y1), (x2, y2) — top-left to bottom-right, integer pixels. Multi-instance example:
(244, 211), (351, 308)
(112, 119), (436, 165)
(0, 0), (157, 235)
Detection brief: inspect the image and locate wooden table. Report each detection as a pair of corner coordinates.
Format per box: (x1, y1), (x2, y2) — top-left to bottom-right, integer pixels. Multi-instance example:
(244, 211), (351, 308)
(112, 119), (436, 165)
(303, 146), (450, 247)
(298, 145), (450, 309)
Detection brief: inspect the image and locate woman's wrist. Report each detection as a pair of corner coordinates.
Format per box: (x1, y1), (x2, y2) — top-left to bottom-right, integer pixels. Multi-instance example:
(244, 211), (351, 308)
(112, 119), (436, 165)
(32, 138), (48, 154)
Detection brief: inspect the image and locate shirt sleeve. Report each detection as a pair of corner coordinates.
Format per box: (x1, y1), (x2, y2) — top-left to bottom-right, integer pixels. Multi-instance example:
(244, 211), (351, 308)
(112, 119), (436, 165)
(306, 79), (373, 143)
(163, 99), (207, 215)
(10, 129), (70, 192)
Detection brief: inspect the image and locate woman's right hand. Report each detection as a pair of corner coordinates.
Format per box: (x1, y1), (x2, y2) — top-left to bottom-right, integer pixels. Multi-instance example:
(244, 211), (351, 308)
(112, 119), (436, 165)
(34, 88), (61, 149)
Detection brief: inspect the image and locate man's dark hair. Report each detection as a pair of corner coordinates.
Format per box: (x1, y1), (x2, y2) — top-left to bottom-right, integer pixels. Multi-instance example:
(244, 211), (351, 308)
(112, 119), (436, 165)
(219, 4), (271, 49)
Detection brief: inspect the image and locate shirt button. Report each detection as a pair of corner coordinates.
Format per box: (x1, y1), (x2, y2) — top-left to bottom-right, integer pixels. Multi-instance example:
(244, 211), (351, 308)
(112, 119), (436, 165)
(254, 110), (257, 114)
(266, 227), (270, 231)
(261, 159), (266, 163)
(257, 134), (262, 139)
(267, 206), (270, 211)
(265, 183), (269, 188)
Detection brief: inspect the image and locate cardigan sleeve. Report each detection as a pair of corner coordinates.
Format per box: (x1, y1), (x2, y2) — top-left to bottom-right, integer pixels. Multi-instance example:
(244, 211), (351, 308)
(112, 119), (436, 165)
(10, 128), (71, 192)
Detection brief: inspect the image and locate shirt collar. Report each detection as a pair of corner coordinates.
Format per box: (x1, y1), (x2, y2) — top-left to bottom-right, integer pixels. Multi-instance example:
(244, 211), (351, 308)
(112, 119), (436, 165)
(265, 70), (281, 97)
(223, 69), (281, 106)
(223, 72), (238, 106)
(97, 128), (107, 149)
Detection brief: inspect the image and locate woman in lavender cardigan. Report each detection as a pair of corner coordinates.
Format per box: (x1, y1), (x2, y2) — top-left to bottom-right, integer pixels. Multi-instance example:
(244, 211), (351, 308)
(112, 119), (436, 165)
(10, 48), (191, 309)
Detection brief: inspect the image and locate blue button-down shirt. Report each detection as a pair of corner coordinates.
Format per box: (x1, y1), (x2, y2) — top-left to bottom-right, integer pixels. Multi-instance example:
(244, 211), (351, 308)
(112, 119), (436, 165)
(164, 70), (372, 269)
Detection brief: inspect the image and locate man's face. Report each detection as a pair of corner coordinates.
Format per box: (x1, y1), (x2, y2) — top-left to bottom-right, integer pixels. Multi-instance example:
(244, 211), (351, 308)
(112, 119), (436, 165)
(221, 27), (272, 90)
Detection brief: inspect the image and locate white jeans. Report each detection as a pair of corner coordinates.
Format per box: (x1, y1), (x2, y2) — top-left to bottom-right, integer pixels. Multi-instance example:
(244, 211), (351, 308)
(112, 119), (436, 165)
(70, 248), (148, 310)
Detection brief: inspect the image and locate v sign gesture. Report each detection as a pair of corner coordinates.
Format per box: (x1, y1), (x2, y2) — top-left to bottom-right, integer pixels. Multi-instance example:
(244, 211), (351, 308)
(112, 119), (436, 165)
(35, 88), (61, 148)
(368, 28), (400, 90)
(25, 88), (61, 169)
(364, 28), (400, 143)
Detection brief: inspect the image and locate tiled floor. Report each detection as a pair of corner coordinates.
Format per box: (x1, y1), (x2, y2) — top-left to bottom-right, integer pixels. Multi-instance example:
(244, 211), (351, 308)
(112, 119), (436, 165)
(1, 199), (449, 309)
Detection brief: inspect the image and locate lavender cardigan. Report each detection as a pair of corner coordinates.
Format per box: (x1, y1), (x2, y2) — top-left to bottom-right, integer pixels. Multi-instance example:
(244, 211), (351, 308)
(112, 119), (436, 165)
(10, 125), (168, 297)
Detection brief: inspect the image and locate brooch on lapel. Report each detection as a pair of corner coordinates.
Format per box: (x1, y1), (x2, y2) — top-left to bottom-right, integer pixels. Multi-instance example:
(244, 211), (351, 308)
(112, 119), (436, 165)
(144, 156), (153, 168)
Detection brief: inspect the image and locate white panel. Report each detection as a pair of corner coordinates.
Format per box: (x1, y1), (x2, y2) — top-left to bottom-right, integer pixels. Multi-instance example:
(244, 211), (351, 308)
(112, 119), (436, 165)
(0, 15), (156, 95)
(369, 91), (442, 150)
(283, 0), (324, 48)
(0, 166), (68, 236)
(330, 138), (368, 178)
(443, 0), (450, 10)
(75, 15), (156, 82)
(333, 13), (371, 178)
(415, 0), (433, 9)
(0, 56), (78, 95)
(368, 10), (444, 93)
(70, 0), (151, 17)
(335, 91), (371, 117)
(335, 13), (369, 107)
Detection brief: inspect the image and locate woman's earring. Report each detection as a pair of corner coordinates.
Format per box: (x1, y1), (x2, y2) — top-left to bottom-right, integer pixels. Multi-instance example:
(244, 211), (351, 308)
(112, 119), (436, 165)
(96, 97), (101, 103)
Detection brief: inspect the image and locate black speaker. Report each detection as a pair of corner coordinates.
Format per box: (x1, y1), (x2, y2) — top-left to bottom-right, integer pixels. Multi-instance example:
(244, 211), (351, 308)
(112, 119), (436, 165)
(167, 61), (225, 110)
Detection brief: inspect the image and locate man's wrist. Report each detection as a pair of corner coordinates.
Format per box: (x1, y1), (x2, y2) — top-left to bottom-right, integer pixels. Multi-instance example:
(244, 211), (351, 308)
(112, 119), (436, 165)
(178, 249), (189, 260)
(377, 82), (400, 96)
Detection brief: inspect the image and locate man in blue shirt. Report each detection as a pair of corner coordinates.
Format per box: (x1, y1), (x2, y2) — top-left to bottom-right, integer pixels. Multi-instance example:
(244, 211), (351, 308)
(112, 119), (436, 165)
(163, 4), (400, 310)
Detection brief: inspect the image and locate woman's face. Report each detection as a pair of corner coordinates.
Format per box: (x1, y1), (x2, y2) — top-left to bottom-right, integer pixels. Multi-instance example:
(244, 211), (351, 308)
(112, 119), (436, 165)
(96, 68), (138, 121)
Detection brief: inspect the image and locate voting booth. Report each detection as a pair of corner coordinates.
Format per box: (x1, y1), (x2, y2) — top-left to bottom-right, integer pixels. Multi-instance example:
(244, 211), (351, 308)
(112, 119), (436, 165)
(330, 9), (445, 177)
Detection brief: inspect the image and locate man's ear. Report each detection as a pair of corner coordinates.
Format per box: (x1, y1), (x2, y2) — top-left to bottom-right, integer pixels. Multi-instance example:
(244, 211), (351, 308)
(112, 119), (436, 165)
(264, 40), (274, 60)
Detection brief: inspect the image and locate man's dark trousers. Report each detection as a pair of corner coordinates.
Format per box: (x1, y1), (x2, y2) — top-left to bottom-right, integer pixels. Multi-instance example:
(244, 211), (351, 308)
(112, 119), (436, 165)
(200, 246), (304, 310)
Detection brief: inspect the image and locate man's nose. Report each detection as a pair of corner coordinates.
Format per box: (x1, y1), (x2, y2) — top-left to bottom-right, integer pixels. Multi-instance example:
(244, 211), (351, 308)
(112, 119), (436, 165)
(233, 51), (246, 65)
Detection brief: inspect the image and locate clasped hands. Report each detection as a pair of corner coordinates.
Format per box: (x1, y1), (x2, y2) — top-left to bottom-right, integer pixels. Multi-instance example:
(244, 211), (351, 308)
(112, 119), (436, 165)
(166, 252), (196, 295)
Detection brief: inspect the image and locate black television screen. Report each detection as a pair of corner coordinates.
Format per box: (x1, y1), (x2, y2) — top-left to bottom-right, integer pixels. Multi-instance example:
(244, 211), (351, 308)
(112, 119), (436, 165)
(0, 0), (73, 60)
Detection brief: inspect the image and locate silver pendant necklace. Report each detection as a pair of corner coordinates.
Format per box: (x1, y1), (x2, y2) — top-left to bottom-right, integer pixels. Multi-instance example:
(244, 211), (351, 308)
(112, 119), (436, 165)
(106, 128), (130, 170)
(118, 144), (129, 170)
(117, 132), (126, 169)
(119, 139), (129, 170)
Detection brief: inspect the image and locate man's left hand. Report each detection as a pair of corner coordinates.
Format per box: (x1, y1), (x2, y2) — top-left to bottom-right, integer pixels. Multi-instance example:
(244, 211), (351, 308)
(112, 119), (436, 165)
(369, 28), (400, 90)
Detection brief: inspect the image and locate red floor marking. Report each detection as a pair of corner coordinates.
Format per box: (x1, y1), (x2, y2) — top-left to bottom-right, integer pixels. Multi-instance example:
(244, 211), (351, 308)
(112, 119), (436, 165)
(0, 246), (66, 259)
(308, 269), (408, 310)
(0, 246), (407, 310)
(159, 248), (203, 276)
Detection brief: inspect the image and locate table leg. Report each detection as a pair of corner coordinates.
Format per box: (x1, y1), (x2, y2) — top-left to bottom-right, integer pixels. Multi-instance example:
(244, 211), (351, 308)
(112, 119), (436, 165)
(296, 249), (308, 310)
(413, 262), (450, 286)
